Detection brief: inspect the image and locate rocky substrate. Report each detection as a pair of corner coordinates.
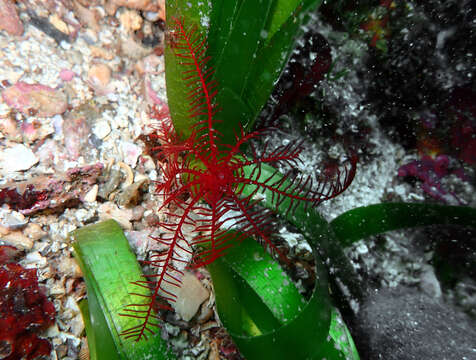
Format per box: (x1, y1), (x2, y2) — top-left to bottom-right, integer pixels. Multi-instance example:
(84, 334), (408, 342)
(0, 1), (475, 360)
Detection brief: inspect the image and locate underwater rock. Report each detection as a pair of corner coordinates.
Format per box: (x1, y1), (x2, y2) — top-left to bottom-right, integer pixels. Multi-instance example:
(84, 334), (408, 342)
(105, 0), (163, 16)
(1, 82), (67, 118)
(170, 272), (209, 322)
(0, 144), (38, 172)
(0, 0), (23, 36)
(398, 155), (467, 204)
(354, 286), (476, 360)
(0, 163), (103, 215)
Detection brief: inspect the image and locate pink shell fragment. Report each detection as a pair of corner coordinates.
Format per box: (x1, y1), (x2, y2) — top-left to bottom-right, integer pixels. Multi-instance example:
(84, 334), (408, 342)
(0, 0), (23, 36)
(1, 82), (68, 117)
(59, 69), (76, 82)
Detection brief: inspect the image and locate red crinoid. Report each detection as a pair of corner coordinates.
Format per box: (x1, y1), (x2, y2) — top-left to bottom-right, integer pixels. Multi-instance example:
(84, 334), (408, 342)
(122, 17), (357, 341)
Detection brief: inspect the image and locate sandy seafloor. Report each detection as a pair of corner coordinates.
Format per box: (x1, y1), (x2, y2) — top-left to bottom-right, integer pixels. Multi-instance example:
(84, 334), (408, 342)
(0, 1), (475, 359)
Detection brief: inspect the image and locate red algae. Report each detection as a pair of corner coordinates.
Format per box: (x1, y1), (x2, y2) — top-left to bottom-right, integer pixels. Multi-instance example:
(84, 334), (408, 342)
(0, 246), (55, 360)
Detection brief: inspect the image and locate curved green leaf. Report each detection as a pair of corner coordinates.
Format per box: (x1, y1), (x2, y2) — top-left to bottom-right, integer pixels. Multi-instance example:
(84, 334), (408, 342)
(208, 235), (345, 359)
(330, 203), (476, 247)
(266, 0), (321, 44)
(243, 1), (322, 129)
(166, 0), (322, 140)
(165, 0), (212, 139)
(207, 162), (360, 359)
(71, 220), (175, 360)
(78, 298), (117, 360)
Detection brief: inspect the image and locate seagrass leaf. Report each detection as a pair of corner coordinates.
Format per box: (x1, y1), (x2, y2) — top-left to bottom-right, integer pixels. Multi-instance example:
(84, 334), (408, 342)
(71, 220), (175, 359)
(166, 0), (322, 141)
(266, 0), (320, 46)
(330, 203), (476, 247)
(208, 233), (359, 359)
(243, 0), (322, 129)
(165, 0), (212, 139)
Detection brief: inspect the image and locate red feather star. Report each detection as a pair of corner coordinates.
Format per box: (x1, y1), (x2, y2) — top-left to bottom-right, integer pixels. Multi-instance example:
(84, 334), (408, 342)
(121, 17), (357, 341)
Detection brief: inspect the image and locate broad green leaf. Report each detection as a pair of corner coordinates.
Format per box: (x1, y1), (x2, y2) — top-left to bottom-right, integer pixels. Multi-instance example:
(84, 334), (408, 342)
(214, 87), (254, 144)
(209, 0), (274, 140)
(71, 220), (175, 360)
(165, 0), (212, 139)
(207, 0), (244, 69)
(211, 0), (273, 97)
(266, 0), (320, 43)
(330, 203), (476, 247)
(208, 162), (360, 359)
(166, 0), (322, 141)
(243, 0), (322, 130)
(208, 235), (342, 359)
(78, 299), (117, 360)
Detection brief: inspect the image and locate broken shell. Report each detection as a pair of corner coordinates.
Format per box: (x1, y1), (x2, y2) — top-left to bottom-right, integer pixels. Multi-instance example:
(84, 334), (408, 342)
(0, 230), (34, 250)
(0, 210), (27, 230)
(0, 144), (39, 171)
(118, 161), (134, 186)
(168, 272), (209, 321)
(83, 184), (99, 203)
(24, 223), (47, 241)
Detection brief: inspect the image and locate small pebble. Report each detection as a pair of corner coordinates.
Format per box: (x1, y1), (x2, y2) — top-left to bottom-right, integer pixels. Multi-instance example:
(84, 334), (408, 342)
(0, 230), (34, 250)
(73, 1), (100, 32)
(0, 144), (38, 171)
(170, 272), (209, 321)
(90, 45), (114, 60)
(105, 0), (161, 16)
(59, 69), (76, 82)
(98, 169), (122, 199)
(49, 14), (71, 35)
(23, 251), (48, 268)
(144, 11), (161, 22)
(0, 209), (27, 230)
(57, 257), (82, 278)
(197, 304), (214, 324)
(24, 223), (47, 241)
(88, 63), (112, 94)
(83, 184), (99, 203)
(0, 0), (23, 36)
(98, 202), (134, 230)
(70, 313), (85, 338)
(0, 116), (21, 140)
(116, 180), (146, 206)
(119, 9), (143, 32)
(125, 230), (152, 255)
(121, 141), (143, 167)
(60, 41), (71, 50)
(1, 82), (68, 117)
(92, 120), (111, 139)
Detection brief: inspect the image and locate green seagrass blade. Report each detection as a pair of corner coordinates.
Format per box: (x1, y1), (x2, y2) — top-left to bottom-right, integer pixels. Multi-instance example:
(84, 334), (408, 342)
(165, 0), (322, 141)
(71, 220), (175, 360)
(207, 234), (359, 360)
